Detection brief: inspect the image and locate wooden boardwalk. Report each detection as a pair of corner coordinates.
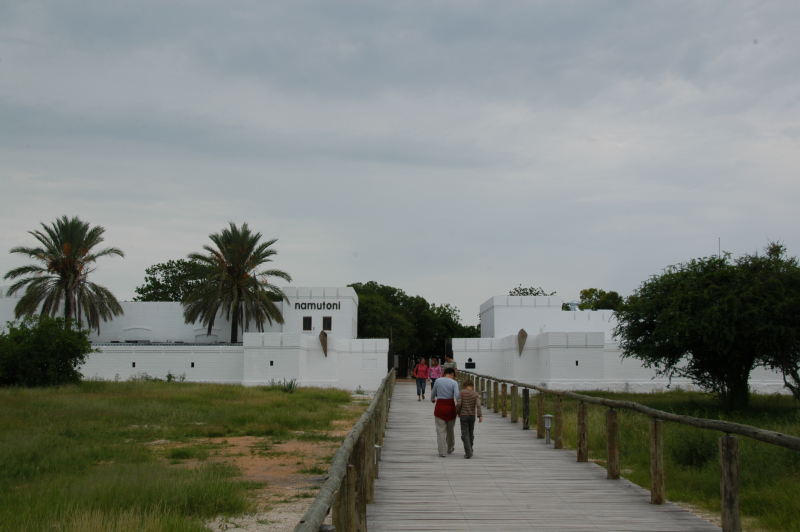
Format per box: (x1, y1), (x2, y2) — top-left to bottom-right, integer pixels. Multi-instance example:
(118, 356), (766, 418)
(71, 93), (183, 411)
(367, 382), (720, 532)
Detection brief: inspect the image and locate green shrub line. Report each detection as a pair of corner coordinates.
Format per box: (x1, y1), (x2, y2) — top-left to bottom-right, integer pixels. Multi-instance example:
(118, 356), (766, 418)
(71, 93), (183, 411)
(0, 381), (359, 531)
(537, 390), (800, 532)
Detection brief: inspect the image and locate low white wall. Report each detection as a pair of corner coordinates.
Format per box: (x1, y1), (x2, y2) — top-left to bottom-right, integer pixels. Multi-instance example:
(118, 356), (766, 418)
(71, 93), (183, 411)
(82, 344), (245, 383)
(243, 333), (388, 391)
(454, 331), (789, 394)
(81, 332), (388, 391)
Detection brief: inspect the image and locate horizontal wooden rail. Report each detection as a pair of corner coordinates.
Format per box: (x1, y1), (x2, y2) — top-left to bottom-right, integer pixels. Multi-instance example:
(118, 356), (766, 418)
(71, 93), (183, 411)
(295, 369), (396, 532)
(461, 370), (800, 451)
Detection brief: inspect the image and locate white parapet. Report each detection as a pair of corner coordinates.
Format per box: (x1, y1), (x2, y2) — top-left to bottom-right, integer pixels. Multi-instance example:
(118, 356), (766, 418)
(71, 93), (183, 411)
(453, 331), (789, 394)
(82, 332), (389, 391)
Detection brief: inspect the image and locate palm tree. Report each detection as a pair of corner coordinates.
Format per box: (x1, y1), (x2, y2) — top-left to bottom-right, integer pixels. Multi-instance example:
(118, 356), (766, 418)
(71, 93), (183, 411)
(183, 222), (292, 343)
(4, 216), (124, 331)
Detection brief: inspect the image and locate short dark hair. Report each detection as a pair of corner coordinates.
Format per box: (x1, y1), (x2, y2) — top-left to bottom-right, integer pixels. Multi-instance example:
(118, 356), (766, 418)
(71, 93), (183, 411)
(464, 380), (474, 388)
(443, 367), (456, 376)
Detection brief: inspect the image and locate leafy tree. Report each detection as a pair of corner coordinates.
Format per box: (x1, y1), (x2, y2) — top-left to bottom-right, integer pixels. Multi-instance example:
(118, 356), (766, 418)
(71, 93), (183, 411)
(738, 244), (800, 399)
(183, 223), (291, 343)
(0, 316), (93, 386)
(508, 285), (556, 296)
(350, 282), (480, 374)
(4, 216), (124, 331)
(133, 259), (207, 301)
(615, 243), (800, 410)
(576, 288), (624, 310)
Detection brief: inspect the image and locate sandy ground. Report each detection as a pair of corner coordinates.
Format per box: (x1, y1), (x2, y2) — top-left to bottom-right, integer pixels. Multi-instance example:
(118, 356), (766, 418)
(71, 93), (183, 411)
(197, 403), (366, 531)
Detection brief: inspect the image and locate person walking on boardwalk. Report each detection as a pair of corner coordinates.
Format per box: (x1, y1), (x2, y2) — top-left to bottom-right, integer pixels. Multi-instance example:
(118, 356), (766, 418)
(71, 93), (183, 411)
(412, 357), (429, 401)
(428, 358), (442, 391)
(456, 380), (482, 458)
(442, 354), (457, 375)
(431, 367), (460, 457)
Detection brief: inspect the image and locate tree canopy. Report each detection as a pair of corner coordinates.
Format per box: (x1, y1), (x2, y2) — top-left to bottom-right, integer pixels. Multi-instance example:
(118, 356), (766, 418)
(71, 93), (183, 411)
(0, 316), (92, 386)
(133, 259), (207, 302)
(4, 216), (124, 332)
(508, 285), (556, 296)
(615, 243), (800, 409)
(183, 223), (291, 343)
(350, 282), (479, 368)
(576, 288), (624, 310)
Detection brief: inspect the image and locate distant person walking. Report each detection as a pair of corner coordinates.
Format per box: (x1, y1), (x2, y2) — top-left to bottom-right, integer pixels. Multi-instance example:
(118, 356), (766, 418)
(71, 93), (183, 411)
(457, 380), (482, 458)
(431, 367), (460, 457)
(442, 355), (458, 375)
(412, 357), (429, 401)
(428, 358), (442, 390)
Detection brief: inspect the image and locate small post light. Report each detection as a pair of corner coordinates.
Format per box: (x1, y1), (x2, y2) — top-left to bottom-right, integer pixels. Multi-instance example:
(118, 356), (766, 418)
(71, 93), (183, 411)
(543, 414), (553, 445)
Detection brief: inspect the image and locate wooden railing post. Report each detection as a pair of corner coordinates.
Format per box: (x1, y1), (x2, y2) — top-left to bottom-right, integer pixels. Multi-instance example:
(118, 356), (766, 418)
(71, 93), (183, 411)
(650, 418), (665, 504)
(577, 401), (588, 462)
(366, 418), (376, 504)
(522, 388), (530, 429)
(510, 385), (518, 423)
(354, 435), (367, 529)
(536, 392), (545, 439)
(720, 434), (741, 532)
(501, 383), (508, 418)
(606, 408), (620, 479)
(493, 380), (499, 413)
(554, 396), (563, 449)
(333, 463), (356, 531)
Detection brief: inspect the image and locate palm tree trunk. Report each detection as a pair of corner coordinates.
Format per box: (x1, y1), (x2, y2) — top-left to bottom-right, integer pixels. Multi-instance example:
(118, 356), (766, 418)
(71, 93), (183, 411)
(230, 303), (239, 343)
(64, 288), (74, 329)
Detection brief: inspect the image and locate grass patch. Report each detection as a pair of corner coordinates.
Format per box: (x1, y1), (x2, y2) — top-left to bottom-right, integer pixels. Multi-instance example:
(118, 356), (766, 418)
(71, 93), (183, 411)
(167, 445), (211, 461)
(299, 465), (328, 475)
(532, 390), (800, 532)
(0, 381), (358, 530)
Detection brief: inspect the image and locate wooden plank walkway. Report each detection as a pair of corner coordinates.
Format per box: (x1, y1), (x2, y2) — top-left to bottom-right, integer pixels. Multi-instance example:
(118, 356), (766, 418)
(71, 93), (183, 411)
(367, 381), (720, 532)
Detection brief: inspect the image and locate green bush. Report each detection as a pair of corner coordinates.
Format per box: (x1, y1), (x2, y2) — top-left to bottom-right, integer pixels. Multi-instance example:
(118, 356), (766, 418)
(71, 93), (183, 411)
(0, 317), (92, 387)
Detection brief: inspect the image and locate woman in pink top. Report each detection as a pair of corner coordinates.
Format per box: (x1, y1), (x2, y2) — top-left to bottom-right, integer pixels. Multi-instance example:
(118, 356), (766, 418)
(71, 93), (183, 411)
(428, 358), (443, 391)
(412, 357), (429, 401)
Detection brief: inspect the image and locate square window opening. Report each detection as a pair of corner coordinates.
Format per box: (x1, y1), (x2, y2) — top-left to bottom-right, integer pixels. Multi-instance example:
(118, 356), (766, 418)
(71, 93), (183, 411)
(302, 316), (312, 331)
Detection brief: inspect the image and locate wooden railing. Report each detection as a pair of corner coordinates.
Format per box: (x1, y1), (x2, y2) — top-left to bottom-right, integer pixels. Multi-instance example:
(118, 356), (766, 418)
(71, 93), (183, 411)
(460, 370), (800, 532)
(294, 369), (396, 532)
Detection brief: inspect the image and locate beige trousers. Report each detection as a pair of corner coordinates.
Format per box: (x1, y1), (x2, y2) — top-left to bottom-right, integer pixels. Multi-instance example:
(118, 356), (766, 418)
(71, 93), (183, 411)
(434, 417), (455, 456)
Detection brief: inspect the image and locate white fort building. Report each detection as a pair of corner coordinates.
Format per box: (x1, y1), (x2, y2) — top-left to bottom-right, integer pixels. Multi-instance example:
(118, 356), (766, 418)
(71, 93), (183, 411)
(0, 287), (388, 391)
(0, 289), (789, 393)
(452, 295), (787, 394)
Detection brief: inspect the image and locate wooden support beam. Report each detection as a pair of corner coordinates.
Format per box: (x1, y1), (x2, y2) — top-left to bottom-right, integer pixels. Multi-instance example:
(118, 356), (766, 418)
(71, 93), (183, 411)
(650, 418), (665, 504)
(522, 388), (530, 429)
(501, 383), (508, 418)
(354, 436), (367, 529)
(577, 401), (588, 462)
(493, 380), (499, 413)
(719, 435), (742, 532)
(554, 396), (563, 449)
(333, 463), (356, 531)
(536, 392), (545, 439)
(510, 385), (518, 422)
(606, 409), (620, 479)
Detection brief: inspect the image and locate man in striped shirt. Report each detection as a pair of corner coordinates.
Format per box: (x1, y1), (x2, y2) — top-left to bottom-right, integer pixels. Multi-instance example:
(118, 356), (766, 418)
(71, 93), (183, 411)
(456, 380), (483, 459)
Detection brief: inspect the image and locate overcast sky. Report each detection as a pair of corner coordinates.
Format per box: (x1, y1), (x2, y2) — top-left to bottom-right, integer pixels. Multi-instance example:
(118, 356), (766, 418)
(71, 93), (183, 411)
(1, 1), (798, 324)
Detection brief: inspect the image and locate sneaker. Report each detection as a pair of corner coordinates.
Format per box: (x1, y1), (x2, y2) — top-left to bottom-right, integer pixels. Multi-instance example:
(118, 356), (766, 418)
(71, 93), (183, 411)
(439, 454), (447, 457)
(447, 448), (454, 454)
